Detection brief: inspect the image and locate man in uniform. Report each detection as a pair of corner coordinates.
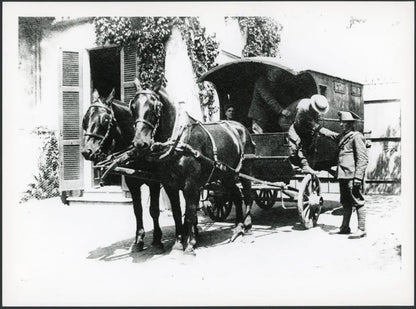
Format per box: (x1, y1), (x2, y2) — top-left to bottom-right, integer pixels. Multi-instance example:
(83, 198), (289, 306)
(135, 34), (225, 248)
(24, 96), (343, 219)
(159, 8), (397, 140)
(287, 94), (338, 174)
(330, 111), (369, 239)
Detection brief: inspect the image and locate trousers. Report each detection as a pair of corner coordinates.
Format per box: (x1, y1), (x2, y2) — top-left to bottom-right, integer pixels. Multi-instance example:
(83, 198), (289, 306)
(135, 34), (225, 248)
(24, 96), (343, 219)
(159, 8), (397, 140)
(339, 179), (366, 231)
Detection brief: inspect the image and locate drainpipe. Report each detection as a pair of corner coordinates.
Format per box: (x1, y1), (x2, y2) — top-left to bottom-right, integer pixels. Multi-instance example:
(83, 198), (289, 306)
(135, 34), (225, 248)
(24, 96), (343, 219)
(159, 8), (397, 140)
(35, 32), (41, 106)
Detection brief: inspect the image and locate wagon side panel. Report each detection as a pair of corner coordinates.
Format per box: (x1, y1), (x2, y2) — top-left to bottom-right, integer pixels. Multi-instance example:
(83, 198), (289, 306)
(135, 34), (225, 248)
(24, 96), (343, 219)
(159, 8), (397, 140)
(249, 133), (294, 183)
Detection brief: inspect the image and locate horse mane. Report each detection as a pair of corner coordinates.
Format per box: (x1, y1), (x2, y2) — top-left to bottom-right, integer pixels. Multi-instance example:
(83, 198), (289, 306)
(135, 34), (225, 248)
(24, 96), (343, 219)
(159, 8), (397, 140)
(111, 100), (134, 143)
(157, 87), (175, 107)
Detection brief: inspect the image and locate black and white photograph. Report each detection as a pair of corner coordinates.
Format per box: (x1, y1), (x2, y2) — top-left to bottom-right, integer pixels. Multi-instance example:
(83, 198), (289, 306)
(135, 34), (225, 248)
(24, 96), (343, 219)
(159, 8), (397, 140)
(3, 1), (414, 306)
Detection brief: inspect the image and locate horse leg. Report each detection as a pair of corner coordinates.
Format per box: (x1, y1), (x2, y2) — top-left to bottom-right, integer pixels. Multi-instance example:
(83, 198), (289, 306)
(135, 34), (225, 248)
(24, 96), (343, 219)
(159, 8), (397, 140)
(183, 182), (199, 255)
(164, 185), (183, 251)
(148, 183), (163, 250)
(125, 177), (145, 252)
(240, 178), (253, 234)
(227, 181), (245, 242)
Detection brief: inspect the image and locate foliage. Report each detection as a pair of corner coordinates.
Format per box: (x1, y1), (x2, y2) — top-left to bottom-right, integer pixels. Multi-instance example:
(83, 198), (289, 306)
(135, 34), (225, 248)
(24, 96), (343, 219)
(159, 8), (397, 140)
(93, 17), (219, 119)
(21, 127), (60, 202)
(235, 17), (282, 57)
(94, 17), (172, 89)
(19, 17), (55, 45)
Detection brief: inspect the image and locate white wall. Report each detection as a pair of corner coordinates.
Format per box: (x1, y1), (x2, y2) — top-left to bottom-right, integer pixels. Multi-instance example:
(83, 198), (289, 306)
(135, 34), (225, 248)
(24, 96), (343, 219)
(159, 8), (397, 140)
(201, 16), (246, 64)
(164, 27), (203, 120)
(40, 22), (97, 130)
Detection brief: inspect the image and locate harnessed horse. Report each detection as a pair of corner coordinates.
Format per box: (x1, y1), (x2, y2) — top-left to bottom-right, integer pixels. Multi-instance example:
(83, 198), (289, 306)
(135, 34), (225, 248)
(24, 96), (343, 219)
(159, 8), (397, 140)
(129, 80), (256, 255)
(82, 89), (181, 252)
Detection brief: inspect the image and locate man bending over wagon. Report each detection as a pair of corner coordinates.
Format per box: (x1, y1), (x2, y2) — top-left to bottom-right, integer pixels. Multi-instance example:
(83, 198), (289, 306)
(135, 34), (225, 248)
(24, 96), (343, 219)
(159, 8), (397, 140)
(287, 94), (339, 174)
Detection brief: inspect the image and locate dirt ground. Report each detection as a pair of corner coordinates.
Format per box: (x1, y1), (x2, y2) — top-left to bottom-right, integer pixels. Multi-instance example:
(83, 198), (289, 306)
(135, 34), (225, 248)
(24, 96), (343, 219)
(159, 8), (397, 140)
(3, 194), (413, 306)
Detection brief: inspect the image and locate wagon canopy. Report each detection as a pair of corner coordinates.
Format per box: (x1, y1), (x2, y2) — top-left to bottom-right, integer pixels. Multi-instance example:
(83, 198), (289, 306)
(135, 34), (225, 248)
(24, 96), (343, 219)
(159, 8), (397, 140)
(198, 57), (318, 126)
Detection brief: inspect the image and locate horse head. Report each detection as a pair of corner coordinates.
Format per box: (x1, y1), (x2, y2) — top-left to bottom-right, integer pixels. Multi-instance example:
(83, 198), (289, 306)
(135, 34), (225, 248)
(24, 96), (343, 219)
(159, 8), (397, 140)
(81, 88), (118, 162)
(129, 79), (165, 154)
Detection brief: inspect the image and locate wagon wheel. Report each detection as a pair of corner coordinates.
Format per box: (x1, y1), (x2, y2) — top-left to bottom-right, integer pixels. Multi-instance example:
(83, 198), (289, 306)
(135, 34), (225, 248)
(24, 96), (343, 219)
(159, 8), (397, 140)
(297, 174), (323, 229)
(202, 190), (233, 222)
(253, 189), (277, 210)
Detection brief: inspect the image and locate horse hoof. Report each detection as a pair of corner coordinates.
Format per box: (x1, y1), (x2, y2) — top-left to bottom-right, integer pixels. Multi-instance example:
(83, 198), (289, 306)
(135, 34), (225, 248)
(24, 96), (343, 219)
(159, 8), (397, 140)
(230, 225), (244, 242)
(172, 241), (184, 251)
(151, 241), (164, 251)
(304, 221), (314, 229)
(184, 247), (196, 256)
(131, 242), (144, 253)
(244, 229), (253, 235)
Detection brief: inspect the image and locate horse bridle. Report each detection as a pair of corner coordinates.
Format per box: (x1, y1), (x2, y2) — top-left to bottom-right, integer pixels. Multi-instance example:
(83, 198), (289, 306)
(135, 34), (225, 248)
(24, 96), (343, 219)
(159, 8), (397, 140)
(84, 102), (117, 155)
(129, 90), (162, 140)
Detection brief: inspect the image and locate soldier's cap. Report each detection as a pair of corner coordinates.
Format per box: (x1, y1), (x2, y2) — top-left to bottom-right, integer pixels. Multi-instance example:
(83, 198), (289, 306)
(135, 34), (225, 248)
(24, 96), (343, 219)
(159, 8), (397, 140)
(338, 111), (361, 122)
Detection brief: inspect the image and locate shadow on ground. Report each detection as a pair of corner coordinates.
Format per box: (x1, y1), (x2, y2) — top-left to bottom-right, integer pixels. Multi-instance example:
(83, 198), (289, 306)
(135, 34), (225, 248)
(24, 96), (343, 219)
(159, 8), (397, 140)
(86, 219), (235, 264)
(87, 200), (342, 263)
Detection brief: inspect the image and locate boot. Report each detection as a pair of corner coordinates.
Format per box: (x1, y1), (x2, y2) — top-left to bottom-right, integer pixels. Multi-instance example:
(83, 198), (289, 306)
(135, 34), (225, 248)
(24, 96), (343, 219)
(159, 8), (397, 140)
(329, 227), (351, 234)
(349, 206), (367, 239)
(329, 205), (352, 234)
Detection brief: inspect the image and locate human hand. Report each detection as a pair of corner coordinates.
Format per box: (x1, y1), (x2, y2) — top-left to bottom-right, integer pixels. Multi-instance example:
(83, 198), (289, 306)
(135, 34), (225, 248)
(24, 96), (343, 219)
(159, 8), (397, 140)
(281, 109), (291, 117)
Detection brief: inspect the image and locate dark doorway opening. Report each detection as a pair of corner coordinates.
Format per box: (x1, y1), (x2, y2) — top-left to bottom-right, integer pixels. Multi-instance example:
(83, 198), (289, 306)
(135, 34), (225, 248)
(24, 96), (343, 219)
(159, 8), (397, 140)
(90, 47), (121, 99)
(89, 47), (121, 187)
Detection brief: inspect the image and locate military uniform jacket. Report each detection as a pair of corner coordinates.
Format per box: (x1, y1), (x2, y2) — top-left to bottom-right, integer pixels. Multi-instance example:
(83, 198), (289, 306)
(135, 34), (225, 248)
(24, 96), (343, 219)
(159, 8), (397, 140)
(337, 130), (368, 180)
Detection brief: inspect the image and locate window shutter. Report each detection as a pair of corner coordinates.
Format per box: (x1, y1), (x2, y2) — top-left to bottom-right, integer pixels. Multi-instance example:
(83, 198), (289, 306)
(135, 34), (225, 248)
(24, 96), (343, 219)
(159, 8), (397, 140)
(120, 46), (137, 193)
(59, 49), (84, 191)
(121, 46), (137, 103)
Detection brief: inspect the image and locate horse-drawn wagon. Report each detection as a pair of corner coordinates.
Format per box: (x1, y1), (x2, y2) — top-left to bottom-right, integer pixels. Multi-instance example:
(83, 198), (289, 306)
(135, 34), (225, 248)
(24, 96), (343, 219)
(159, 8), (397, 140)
(83, 57), (365, 253)
(197, 57), (365, 228)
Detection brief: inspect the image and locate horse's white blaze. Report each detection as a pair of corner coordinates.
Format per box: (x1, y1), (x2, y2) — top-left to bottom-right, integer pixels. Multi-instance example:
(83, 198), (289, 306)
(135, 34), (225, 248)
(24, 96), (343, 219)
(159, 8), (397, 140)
(137, 95), (148, 119)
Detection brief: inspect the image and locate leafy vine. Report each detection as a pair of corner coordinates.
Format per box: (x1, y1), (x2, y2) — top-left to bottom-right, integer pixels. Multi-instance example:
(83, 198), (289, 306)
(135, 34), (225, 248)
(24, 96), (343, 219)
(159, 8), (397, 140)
(21, 127), (59, 202)
(235, 17), (282, 57)
(93, 17), (219, 119)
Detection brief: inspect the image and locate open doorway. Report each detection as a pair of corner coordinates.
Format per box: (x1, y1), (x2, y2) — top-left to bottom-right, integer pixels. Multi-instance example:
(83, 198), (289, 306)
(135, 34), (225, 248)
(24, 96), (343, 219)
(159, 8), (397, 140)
(89, 47), (121, 187)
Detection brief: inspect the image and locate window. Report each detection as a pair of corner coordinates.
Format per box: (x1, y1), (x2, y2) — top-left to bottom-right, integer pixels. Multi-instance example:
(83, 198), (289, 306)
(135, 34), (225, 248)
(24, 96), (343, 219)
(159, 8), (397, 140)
(319, 85), (327, 97)
(334, 81), (346, 94)
(351, 85), (361, 97)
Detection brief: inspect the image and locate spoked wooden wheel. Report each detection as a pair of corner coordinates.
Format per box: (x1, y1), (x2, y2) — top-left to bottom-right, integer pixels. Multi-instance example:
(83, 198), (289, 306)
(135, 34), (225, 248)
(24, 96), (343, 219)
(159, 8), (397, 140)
(201, 189), (233, 222)
(253, 189), (277, 210)
(297, 174), (323, 229)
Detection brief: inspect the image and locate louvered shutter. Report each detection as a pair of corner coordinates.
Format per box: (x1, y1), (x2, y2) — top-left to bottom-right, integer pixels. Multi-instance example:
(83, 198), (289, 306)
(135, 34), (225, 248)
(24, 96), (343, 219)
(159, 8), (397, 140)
(121, 46), (137, 103)
(120, 46), (137, 193)
(59, 49), (84, 191)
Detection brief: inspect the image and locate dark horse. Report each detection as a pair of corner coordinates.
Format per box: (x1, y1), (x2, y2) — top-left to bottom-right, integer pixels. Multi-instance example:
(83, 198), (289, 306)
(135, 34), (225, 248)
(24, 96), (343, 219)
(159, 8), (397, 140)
(129, 80), (256, 255)
(81, 89), (181, 252)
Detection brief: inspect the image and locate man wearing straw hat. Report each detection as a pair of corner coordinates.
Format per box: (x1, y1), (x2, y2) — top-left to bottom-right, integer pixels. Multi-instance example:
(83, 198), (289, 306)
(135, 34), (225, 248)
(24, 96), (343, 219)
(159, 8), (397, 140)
(287, 94), (338, 174)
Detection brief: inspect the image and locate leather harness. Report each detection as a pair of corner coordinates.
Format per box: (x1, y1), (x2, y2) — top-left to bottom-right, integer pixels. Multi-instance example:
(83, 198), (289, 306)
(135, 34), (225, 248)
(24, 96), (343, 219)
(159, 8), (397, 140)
(129, 90), (246, 184)
(84, 102), (117, 156)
